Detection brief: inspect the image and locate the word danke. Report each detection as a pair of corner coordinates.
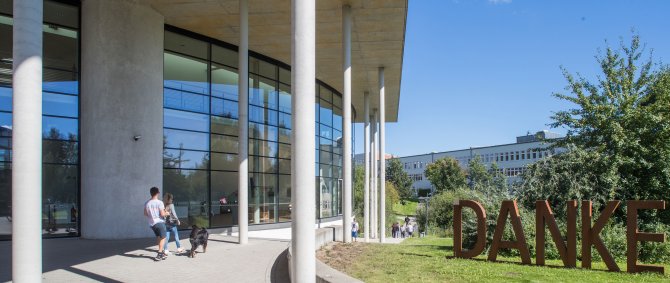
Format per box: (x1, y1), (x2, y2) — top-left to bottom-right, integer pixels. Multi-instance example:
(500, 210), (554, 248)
(452, 200), (666, 274)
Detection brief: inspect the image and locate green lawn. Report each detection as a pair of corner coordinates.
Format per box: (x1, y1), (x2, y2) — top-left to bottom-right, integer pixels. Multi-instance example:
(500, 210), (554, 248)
(393, 200), (418, 217)
(339, 237), (670, 282)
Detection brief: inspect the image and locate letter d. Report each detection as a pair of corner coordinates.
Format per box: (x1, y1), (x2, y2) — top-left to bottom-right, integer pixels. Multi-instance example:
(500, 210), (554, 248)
(454, 200), (487, 258)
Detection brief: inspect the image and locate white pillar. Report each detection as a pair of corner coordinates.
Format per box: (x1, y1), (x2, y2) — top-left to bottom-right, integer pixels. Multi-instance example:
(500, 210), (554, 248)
(12, 0), (43, 281)
(291, 0), (316, 281)
(363, 92), (370, 242)
(238, 0), (249, 245)
(370, 110), (377, 239)
(342, 4), (353, 243)
(378, 67), (386, 243)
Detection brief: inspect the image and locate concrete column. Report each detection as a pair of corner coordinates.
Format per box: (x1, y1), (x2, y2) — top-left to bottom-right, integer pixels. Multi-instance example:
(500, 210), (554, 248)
(363, 92), (370, 242)
(378, 67), (386, 243)
(290, 0), (316, 281)
(81, 0), (164, 239)
(237, 0), (249, 245)
(341, 4), (352, 243)
(371, 110), (377, 239)
(11, 0), (42, 281)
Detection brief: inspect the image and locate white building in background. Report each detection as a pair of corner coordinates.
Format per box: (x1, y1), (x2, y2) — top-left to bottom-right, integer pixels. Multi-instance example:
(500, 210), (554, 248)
(396, 131), (563, 196)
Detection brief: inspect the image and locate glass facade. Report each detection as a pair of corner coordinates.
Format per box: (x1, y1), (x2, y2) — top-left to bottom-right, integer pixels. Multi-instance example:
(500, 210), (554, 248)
(163, 28), (345, 229)
(0, 0), (80, 239)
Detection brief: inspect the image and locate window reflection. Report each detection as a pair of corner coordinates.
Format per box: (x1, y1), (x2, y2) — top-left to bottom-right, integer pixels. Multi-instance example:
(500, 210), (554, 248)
(162, 29), (346, 228)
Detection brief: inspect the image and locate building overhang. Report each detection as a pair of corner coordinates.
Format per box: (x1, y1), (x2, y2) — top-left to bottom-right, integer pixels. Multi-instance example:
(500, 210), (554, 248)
(142, 0), (407, 123)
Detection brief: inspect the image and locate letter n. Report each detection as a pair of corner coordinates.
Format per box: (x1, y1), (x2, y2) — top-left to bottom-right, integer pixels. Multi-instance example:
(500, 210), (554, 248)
(488, 200), (531, 264)
(581, 200), (620, 271)
(535, 200), (577, 267)
(453, 200), (487, 258)
(627, 200), (666, 274)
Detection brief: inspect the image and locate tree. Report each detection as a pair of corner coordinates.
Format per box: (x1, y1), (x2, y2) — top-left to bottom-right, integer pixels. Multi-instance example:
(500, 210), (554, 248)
(467, 156), (490, 190)
(424, 157), (467, 193)
(539, 34), (670, 224)
(385, 158), (412, 199)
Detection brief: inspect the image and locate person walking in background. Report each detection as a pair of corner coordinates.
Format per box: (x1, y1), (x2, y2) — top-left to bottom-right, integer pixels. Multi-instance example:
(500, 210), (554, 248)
(392, 222), (399, 238)
(407, 222), (414, 237)
(404, 215), (410, 226)
(351, 217), (359, 242)
(144, 187), (168, 261)
(163, 193), (185, 255)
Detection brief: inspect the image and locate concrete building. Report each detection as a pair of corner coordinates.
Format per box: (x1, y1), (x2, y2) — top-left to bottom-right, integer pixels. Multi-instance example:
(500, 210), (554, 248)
(1, 0), (406, 280)
(397, 131), (563, 196)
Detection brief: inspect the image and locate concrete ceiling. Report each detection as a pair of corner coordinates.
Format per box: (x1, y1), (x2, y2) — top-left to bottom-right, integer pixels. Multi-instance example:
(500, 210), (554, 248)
(141, 0), (407, 123)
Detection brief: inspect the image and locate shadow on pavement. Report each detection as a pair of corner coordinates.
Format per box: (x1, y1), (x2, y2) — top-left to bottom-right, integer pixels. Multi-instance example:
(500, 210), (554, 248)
(270, 248), (290, 283)
(0, 231), (191, 282)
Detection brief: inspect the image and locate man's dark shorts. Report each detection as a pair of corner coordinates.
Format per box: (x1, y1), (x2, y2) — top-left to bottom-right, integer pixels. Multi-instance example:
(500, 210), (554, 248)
(151, 222), (167, 238)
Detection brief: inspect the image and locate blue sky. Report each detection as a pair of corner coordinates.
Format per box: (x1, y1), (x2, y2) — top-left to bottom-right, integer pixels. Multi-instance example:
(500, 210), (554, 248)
(359, 0), (670, 157)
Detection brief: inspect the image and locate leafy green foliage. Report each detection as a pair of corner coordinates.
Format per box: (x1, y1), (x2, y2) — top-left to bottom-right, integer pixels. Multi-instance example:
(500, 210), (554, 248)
(519, 34), (670, 224)
(386, 158), (413, 199)
(424, 157), (467, 193)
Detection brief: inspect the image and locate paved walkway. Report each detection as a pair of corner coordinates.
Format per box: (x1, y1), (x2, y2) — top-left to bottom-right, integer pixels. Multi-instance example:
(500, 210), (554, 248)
(0, 233), (289, 283)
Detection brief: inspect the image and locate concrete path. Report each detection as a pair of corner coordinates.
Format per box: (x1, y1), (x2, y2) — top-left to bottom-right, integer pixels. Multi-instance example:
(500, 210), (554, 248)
(0, 233), (289, 283)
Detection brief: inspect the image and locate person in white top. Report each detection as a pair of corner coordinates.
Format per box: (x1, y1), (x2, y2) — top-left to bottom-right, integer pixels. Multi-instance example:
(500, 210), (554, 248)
(144, 187), (168, 261)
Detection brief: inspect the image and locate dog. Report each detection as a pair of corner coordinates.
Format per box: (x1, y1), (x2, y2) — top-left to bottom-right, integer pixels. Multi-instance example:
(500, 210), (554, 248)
(189, 225), (209, 258)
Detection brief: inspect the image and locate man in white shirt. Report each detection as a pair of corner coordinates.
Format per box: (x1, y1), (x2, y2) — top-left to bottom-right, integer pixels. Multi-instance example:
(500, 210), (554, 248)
(144, 187), (168, 261)
(351, 217), (359, 242)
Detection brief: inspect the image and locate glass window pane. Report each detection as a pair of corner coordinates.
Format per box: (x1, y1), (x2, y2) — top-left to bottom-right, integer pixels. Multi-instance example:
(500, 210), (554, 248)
(0, 165), (10, 229)
(163, 149), (209, 170)
(0, 137), (10, 162)
(278, 112), (291, 129)
(211, 116), (238, 136)
(212, 98), (239, 119)
(249, 139), (278, 158)
(279, 68), (290, 85)
(43, 92), (78, 118)
(212, 45), (238, 68)
(319, 99), (332, 127)
(332, 92), (342, 109)
(211, 134), (238, 153)
(250, 75), (278, 110)
(164, 109), (209, 132)
(164, 88), (209, 113)
(212, 63), (238, 100)
(163, 169), (209, 228)
(320, 137), (333, 152)
(278, 83), (291, 113)
(43, 116), (77, 141)
(0, 87), (11, 112)
(42, 164), (79, 236)
(333, 154), (342, 167)
(332, 107), (342, 131)
(43, 140), (78, 164)
(319, 124), (332, 139)
(319, 85), (332, 102)
(211, 171), (239, 227)
(249, 105), (277, 126)
(164, 52), (209, 95)
(43, 69), (78, 95)
(43, 26), (78, 71)
(320, 150), (332, 165)
(211, 152), (238, 171)
(165, 31), (208, 60)
(249, 122), (278, 141)
(278, 128), (291, 144)
(249, 156), (277, 173)
(164, 128), (208, 151)
(251, 57), (277, 80)
(279, 159), (290, 174)
(44, 1), (79, 29)
(278, 143), (291, 159)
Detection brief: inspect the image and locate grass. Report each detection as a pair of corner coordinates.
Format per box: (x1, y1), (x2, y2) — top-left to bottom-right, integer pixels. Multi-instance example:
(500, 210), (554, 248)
(321, 236), (670, 283)
(393, 200), (418, 217)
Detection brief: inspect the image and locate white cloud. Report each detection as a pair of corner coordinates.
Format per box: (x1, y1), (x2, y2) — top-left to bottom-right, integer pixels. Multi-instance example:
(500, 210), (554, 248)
(488, 0), (512, 4)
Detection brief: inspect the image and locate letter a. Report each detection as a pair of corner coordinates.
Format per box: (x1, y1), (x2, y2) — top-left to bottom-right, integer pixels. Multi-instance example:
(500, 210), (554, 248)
(488, 200), (531, 264)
